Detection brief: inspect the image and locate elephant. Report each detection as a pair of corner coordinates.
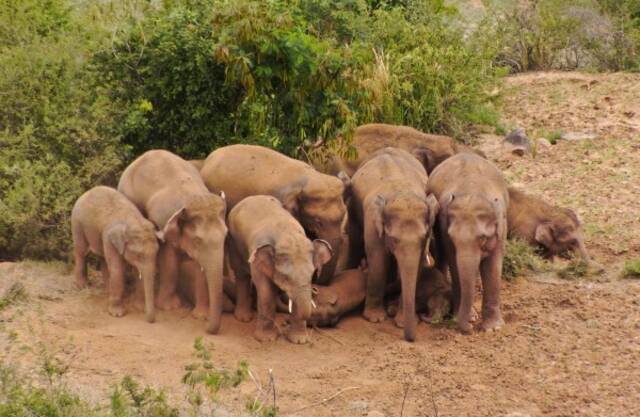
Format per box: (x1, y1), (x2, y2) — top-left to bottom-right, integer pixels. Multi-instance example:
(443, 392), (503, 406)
(351, 147), (439, 342)
(507, 187), (589, 261)
(428, 153), (509, 334)
(200, 144), (349, 284)
(118, 149), (227, 334)
(226, 195), (332, 343)
(176, 258), (235, 316)
(188, 159), (204, 171)
(386, 267), (452, 324)
(319, 123), (484, 177)
(306, 266), (367, 327)
(71, 186), (158, 322)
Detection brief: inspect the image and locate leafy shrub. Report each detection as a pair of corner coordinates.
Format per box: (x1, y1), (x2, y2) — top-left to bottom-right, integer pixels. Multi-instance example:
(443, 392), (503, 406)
(0, 0), (121, 260)
(622, 258), (640, 279)
(95, 0), (500, 159)
(503, 238), (545, 280)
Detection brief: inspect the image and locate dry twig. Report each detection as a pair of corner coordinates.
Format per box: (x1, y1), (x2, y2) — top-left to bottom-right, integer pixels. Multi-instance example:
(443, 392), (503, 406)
(285, 386), (359, 416)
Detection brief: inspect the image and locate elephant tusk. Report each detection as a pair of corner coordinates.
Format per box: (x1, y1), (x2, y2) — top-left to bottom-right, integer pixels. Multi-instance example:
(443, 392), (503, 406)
(311, 299), (317, 309)
(288, 299), (293, 314)
(138, 270), (142, 280)
(426, 253), (435, 268)
(200, 266), (204, 273)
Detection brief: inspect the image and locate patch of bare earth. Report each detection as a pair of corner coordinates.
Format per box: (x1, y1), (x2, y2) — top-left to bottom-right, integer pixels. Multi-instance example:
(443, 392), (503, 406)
(1, 72), (639, 417)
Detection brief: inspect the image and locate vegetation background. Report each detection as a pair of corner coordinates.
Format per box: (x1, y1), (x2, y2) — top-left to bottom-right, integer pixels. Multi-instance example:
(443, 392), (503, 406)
(0, 0), (638, 261)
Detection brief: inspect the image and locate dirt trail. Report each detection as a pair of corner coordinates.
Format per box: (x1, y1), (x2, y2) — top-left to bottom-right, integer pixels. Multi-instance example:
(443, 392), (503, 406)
(2, 72), (640, 417)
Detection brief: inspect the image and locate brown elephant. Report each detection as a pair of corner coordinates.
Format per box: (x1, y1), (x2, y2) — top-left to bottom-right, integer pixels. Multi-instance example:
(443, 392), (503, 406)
(226, 195), (332, 343)
(200, 144), (349, 284)
(71, 186), (158, 322)
(118, 150), (227, 334)
(306, 266), (367, 327)
(177, 258), (235, 316)
(428, 153), (508, 334)
(386, 267), (452, 324)
(321, 123), (484, 176)
(508, 187), (589, 260)
(351, 147), (439, 342)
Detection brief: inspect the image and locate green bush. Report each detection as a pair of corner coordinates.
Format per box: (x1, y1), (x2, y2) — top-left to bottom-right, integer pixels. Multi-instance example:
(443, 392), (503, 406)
(95, 0), (500, 159)
(622, 258), (640, 279)
(502, 238), (545, 280)
(0, 0), (121, 260)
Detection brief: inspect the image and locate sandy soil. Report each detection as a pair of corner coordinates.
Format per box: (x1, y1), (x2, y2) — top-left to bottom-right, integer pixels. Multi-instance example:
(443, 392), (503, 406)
(1, 72), (639, 417)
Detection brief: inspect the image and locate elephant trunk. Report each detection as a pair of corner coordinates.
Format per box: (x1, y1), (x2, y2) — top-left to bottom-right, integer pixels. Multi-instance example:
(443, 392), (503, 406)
(139, 263), (156, 323)
(577, 240), (590, 262)
(395, 251), (420, 342)
(455, 249), (481, 334)
(201, 248), (224, 334)
(316, 234), (343, 284)
(290, 285), (313, 322)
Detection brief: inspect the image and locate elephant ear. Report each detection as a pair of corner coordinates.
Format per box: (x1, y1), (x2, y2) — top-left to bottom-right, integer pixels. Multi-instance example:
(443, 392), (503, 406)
(411, 148), (435, 173)
(106, 223), (128, 255)
(312, 239), (333, 277)
(157, 207), (186, 245)
(314, 285), (338, 306)
(492, 197), (507, 240)
(371, 194), (386, 238)
(278, 184), (302, 216)
(249, 244), (275, 278)
(535, 222), (555, 247)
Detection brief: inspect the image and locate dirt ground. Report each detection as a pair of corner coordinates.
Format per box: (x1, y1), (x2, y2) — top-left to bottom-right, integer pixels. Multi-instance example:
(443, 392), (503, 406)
(1, 72), (639, 417)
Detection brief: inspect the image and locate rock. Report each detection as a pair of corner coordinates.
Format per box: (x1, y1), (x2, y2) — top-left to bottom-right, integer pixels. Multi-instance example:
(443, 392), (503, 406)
(561, 132), (596, 141)
(503, 128), (531, 156)
(536, 138), (552, 148)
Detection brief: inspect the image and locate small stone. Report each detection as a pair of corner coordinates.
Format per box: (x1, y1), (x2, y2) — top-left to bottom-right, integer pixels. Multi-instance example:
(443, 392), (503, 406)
(503, 128), (531, 156)
(537, 138), (552, 148)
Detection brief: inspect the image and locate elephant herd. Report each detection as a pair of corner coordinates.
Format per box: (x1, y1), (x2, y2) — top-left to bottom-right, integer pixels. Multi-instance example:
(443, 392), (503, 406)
(71, 123), (590, 343)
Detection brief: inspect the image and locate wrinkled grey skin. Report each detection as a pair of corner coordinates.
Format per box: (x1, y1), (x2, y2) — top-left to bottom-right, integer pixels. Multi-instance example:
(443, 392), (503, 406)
(428, 153), (508, 334)
(226, 196), (332, 344)
(71, 186), (158, 323)
(200, 144), (349, 284)
(351, 147), (439, 342)
(118, 150), (227, 334)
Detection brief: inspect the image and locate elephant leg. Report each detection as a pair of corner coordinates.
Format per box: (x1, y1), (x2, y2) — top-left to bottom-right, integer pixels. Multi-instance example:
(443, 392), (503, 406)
(156, 244), (183, 310)
(252, 272), (278, 342)
(73, 232), (88, 290)
(104, 244), (126, 317)
(234, 271), (254, 322)
(191, 266), (209, 320)
(363, 241), (389, 323)
(479, 250), (505, 331)
(100, 258), (109, 288)
(444, 236), (461, 315)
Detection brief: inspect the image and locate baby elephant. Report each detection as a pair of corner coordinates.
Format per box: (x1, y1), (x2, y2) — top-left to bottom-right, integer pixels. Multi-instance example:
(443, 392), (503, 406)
(227, 196), (333, 344)
(71, 186), (158, 322)
(308, 267), (367, 327)
(507, 187), (589, 261)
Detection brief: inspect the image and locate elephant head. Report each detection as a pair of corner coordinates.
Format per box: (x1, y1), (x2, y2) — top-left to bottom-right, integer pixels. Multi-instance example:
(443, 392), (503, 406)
(371, 192), (439, 341)
(534, 209), (589, 261)
(249, 237), (333, 323)
(105, 219), (159, 323)
(440, 193), (506, 333)
(280, 172), (350, 282)
(157, 193), (227, 333)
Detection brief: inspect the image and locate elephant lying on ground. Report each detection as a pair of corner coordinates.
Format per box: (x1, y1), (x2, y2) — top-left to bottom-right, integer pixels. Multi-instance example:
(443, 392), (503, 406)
(428, 153), (509, 334)
(226, 195), (332, 343)
(177, 258), (235, 315)
(71, 186), (158, 322)
(308, 264), (451, 328)
(351, 147), (439, 342)
(322, 123), (484, 176)
(118, 150), (227, 333)
(507, 187), (589, 261)
(386, 267), (452, 324)
(200, 144), (349, 284)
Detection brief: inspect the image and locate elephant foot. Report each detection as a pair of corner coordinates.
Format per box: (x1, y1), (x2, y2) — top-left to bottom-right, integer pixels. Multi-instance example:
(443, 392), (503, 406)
(363, 307), (386, 323)
(191, 305), (208, 320)
(470, 307), (479, 323)
(394, 310), (415, 328)
(254, 326), (278, 343)
(108, 303), (126, 317)
(156, 293), (184, 310)
(286, 327), (310, 344)
(457, 319), (473, 335)
(481, 315), (505, 332)
(420, 312), (444, 324)
(234, 307), (254, 322)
